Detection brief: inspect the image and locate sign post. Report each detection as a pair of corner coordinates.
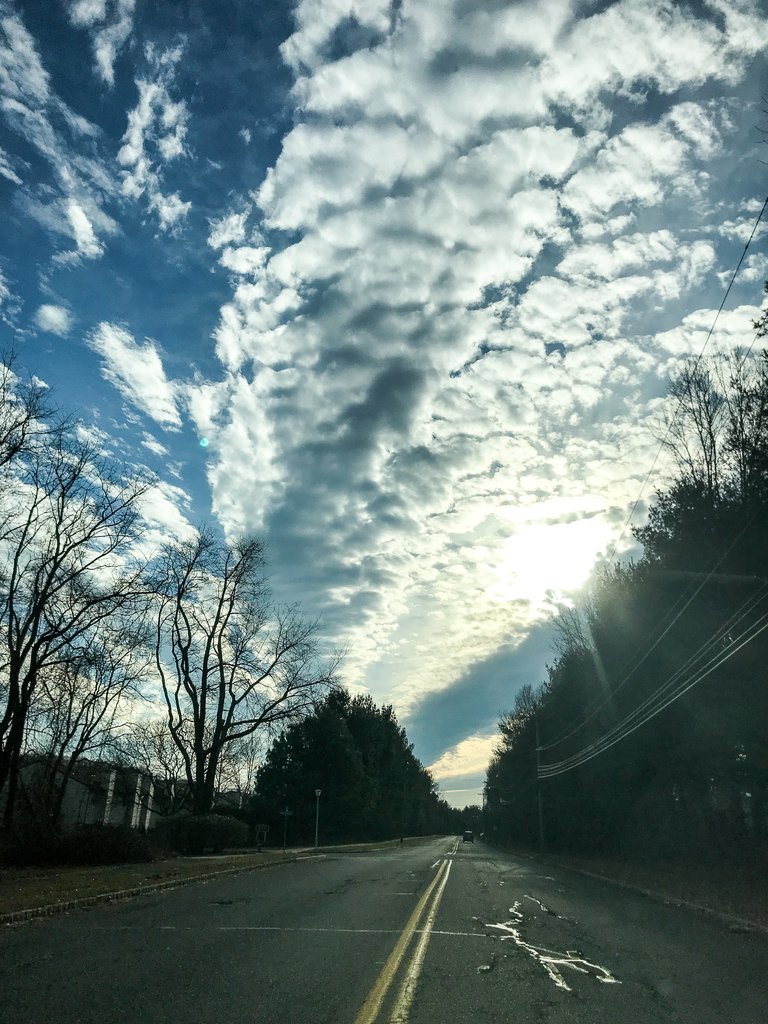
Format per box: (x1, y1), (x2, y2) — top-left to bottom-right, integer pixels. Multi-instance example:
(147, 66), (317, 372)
(280, 807), (293, 853)
(314, 789), (322, 849)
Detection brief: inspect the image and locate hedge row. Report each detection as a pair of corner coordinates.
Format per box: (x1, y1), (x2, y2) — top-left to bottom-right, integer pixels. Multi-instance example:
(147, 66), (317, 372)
(0, 823), (153, 866)
(0, 813), (248, 866)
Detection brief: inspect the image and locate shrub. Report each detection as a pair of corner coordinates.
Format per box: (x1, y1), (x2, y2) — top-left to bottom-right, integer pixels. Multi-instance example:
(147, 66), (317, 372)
(58, 824), (153, 865)
(154, 813), (248, 854)
(0, 823), (153, 866)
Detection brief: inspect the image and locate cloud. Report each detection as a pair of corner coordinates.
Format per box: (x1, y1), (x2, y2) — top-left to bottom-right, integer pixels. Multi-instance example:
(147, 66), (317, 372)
(0, 145), (21, 183)
(117, 44), (191, 230)
(140, 432), (169, 457)
(0, 4), (50, 104)
(134, 479), (196, 558)
(87, 322), (182, 429)
(176, 1), (768, 726)
(208, 211), (249, 250)
(67, 0), (107, 28)
(0, 3), (118, 261)
(34, 303), (72, 335)
(428, 734), (499, 783)
(65, 0), (136, 86)
(65, 199), (103, 258)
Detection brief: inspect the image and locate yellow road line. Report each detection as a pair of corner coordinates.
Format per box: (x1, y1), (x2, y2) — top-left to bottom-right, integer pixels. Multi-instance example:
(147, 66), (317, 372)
(389, 859), (452, 1023)
(353, 860), (448, 1024)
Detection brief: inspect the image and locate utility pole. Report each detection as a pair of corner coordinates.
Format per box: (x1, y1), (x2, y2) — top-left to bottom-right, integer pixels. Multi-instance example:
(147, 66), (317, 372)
(314, 789), (322, 849)
(535, 712), (545, 855)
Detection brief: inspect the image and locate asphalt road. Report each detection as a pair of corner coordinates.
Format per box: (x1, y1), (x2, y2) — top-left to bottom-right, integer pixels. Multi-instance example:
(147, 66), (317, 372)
(2, 837), (767, 1023)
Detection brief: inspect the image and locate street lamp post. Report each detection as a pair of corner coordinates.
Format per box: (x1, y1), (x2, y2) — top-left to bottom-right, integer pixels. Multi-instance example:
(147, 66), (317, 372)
(281, 807), (293, 853)
(314, 789), (322, 848)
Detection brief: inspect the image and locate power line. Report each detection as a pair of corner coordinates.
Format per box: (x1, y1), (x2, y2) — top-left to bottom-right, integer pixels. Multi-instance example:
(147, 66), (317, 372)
(539, 611), (768, 778)
(603, 194), (768, 568)
(539, 585), (768, 778)
(540, 584), (768, 775)
(535, 198), (768, 772)
(540, 510), (760, 751)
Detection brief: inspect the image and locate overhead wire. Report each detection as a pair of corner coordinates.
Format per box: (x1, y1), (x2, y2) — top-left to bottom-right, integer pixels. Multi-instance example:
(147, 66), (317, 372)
(603, 194), (768, 568)
(540, 510), (759, 751)
(541, 579), (768, 775)
(539, 601), (768, 778)
(537, 195), (768, 774)
(539, 581), (768, 777)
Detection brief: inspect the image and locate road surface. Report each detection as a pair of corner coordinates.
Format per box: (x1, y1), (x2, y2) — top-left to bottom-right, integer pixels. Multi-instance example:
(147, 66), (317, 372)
(2, 836), (766, 1023)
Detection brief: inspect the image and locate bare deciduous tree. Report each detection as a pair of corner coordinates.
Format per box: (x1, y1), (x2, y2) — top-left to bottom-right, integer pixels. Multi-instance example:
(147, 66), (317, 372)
(0, 427), (149, 820)
(21, 618), (150, 826)
(718, 350), (768, 506)
(152, 531), (339, 814)
(118, 716), (191, 816)
(661, 361), (726, 505)
(0, 354), (51, 473)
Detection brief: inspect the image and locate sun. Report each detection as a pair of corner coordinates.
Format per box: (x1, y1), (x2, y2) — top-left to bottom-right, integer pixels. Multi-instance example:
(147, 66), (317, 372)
(487, 516), (611, 606)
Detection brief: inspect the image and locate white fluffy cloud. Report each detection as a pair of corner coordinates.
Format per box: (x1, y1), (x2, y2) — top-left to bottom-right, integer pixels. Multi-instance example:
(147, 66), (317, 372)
(140, 432), (169, 457)
(118, 44), (191, 230)
(65, 0), (136, 86)
(67, 0), (107, 27)
(429, 734), (499, 783)
(196, 0), (768, 724)
(189, 1), (768, 725)
(34, 303), (72, 334)
(133, 479), (196, 562)
(87, 322), (182, 429)
(0, 3), (119, 261)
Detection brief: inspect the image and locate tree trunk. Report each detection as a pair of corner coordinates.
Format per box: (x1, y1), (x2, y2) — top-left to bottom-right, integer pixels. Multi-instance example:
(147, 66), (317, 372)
(2, 715), (24, 823)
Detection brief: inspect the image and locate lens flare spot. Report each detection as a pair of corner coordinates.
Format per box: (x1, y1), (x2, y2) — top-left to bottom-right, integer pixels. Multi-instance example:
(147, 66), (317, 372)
(199, 437), (209, 448)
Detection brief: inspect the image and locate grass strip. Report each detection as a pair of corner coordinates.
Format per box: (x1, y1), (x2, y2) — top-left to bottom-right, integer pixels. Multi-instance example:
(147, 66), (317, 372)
(0, 852), (282, 916)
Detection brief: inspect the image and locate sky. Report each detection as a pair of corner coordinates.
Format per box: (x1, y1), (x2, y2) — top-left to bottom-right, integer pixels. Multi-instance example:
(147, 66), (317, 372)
(1, 0), (767, 808)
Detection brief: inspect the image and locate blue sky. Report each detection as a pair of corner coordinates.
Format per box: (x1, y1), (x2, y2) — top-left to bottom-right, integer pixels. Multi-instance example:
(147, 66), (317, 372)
(2, 0), (767, 807)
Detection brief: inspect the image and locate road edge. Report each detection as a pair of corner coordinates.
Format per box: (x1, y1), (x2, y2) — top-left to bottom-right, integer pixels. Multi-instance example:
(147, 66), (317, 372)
(1, 835), (445, 927)
(484, 841), (768, 936)
(0, 855), (308, 927)
(549, 859), (768, 936)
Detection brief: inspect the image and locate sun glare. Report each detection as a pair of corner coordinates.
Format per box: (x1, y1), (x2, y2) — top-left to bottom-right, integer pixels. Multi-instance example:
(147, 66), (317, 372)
(487, 517), (611, 606)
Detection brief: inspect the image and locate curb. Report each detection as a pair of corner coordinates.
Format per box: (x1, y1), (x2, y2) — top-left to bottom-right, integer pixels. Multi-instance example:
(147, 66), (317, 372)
(0, 855), (307, 927)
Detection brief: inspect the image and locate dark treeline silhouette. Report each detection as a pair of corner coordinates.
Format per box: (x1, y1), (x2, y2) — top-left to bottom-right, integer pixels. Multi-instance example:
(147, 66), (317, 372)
(486, 323), (768, 865)
(249, 688), (461, 845)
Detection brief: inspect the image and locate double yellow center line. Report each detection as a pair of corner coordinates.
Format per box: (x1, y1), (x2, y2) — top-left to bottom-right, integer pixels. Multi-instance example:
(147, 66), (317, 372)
(354, 858), (452, 1024)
